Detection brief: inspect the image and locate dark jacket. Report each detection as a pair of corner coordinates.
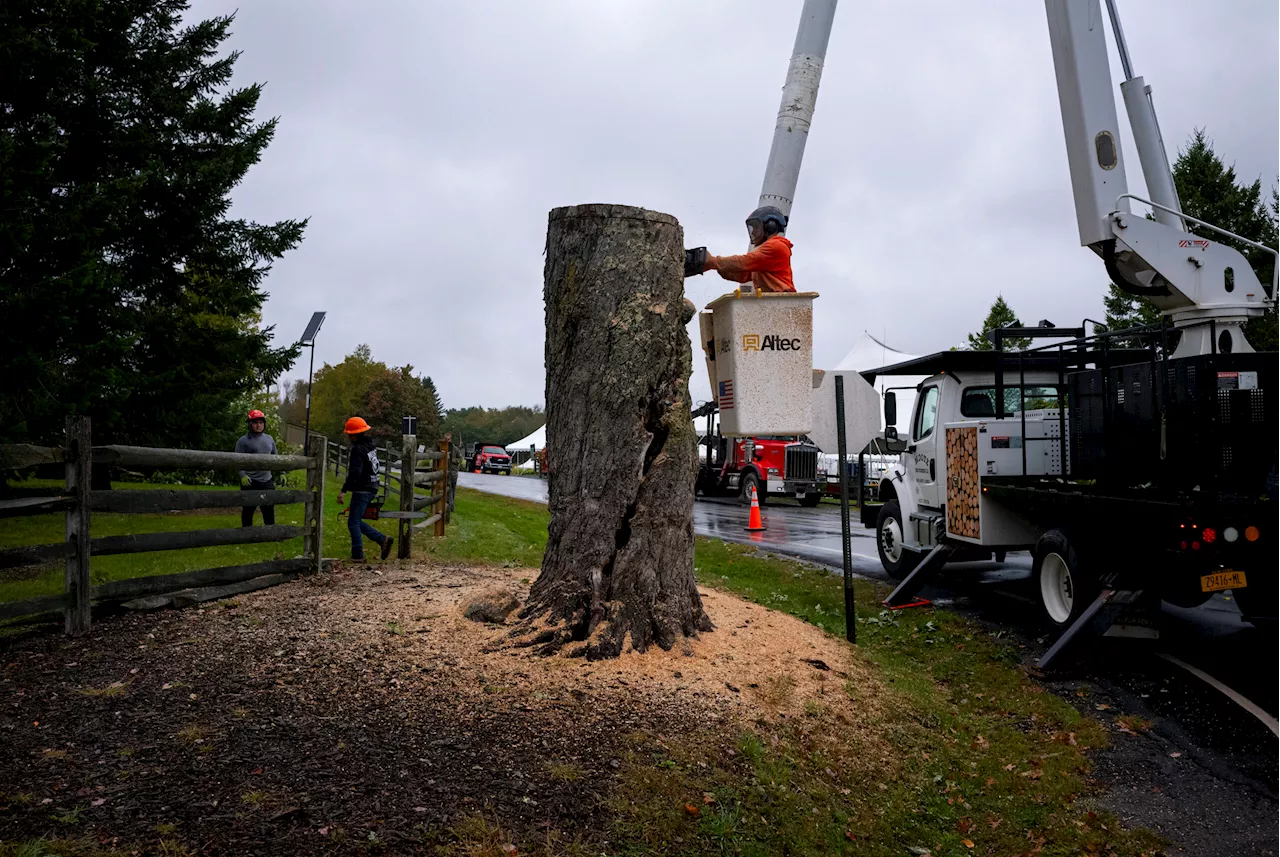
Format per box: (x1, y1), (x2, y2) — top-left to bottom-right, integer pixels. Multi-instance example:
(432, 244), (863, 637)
(341, 437), (382, 494)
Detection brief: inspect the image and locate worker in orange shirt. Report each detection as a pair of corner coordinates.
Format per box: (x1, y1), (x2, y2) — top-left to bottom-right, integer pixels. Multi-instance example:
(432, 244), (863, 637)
(684, 205), (794, 293)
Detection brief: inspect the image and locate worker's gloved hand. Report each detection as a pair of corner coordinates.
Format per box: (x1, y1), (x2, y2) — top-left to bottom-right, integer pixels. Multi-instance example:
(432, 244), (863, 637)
(683, 247), (708, 278)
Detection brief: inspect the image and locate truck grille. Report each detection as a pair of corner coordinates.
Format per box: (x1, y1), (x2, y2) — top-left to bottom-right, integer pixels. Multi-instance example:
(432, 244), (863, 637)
(785, 444), (818, 482)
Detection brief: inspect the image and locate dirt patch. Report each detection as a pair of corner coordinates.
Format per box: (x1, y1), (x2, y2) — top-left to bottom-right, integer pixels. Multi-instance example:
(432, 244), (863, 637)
(0, 563), (892, 853)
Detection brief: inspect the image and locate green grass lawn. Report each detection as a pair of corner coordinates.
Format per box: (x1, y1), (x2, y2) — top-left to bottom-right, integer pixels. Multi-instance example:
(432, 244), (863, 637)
(0, 471), (398, 604)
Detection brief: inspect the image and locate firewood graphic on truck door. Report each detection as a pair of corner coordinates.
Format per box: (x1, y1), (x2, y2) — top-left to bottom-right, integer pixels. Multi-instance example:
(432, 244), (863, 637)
(946, 426), (980, 540)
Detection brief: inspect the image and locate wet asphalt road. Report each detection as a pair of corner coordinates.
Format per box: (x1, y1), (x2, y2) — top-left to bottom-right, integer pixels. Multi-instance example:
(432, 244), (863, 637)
(461, 471), (1278, 853)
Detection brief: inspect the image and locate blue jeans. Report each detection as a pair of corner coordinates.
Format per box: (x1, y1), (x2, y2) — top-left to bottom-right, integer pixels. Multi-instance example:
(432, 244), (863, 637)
(347, 491), (386, 559)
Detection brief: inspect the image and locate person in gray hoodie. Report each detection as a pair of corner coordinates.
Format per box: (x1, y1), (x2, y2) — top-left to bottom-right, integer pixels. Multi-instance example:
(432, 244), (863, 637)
(236, 409), (277, 527)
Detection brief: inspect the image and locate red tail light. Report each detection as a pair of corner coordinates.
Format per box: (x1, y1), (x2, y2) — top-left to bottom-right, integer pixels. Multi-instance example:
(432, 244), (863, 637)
(1202, 527), (1217, 544)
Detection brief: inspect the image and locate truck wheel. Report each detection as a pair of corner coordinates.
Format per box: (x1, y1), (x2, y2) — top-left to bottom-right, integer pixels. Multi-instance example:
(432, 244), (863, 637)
(876, 500), (919, 580)
(1032, 529), (1097, 629)
(739, 472), (763, 506)
(798, 492), (822, 508)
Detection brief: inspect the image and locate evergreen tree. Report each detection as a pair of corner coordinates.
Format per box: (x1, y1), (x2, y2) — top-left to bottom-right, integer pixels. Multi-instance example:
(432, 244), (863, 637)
(420, 377), (445, 422)
(966, 295), (1029, 351)
(0, 1), (306, 447)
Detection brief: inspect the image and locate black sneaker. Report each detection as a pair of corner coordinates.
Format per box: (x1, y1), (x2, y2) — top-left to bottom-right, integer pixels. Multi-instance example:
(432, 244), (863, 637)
(380, 537), (395, 560)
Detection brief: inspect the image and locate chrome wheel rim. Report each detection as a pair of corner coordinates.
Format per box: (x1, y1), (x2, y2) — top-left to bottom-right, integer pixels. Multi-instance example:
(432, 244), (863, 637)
(880, 516), (904, 565)
(1040, 552), (1074, 624)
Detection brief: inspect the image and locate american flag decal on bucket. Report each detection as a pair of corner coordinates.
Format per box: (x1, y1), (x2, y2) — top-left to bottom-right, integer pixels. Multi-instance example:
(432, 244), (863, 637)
(718, 380), (735, 410)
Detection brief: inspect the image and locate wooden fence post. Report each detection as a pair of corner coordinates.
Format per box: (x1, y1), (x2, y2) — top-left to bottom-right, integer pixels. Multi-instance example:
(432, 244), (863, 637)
(64, 416), (92, 635)
(398, 434), (416, 558)
(304, 435), (326, 572)
(444, 434), (457, 523)
(435, 437), (449, 537)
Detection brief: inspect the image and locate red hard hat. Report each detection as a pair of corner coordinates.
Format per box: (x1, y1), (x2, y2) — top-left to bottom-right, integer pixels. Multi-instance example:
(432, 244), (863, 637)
(247, 409), (266, 420)
(344, 416), (371, 435)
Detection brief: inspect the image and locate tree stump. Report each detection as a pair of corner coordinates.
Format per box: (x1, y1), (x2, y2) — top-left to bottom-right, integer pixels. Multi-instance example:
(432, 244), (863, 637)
(519, 204), (712, 659)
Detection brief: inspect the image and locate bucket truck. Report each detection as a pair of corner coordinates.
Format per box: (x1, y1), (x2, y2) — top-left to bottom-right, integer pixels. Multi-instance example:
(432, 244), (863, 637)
(855, 0), (1276, 665)
(689, 0), (884, 504)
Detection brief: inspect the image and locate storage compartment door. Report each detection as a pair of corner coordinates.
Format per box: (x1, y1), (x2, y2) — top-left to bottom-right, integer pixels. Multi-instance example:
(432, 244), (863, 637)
(946, 425), (980, 540)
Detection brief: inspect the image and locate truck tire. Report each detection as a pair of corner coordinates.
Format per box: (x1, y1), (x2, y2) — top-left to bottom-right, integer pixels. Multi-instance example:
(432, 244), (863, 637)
(876, 500), (919, 580)
(739, 471), (763, 506)
(798, 492), (822, 508)
(1032, 529), (1097, 630)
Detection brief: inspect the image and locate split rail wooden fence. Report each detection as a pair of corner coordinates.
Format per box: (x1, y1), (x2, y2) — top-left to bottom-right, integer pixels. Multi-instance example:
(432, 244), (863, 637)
(0, 418), (326, 635)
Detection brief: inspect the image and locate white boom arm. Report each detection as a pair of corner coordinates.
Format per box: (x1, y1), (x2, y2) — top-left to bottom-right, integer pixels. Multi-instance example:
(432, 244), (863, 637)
(1045, 0), (1276, 356)
(757, 0), (839, 220)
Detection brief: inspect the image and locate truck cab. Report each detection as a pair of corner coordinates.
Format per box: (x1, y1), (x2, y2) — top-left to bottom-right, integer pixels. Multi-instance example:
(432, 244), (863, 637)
(869, 367), (1064, 575)
(471, 442), (512, 475)
(696, 432), (822, 506)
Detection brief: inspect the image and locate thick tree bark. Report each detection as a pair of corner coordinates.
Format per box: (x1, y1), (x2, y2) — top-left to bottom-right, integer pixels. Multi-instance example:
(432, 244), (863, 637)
(519, 204), (712, 659)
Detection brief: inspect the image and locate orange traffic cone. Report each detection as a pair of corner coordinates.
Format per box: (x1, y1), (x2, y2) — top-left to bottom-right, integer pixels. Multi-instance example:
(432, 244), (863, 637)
(745, 484), (766, 532)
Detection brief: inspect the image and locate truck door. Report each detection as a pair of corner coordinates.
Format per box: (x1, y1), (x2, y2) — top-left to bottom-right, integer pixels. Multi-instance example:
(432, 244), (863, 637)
(910, 384), (942, 509)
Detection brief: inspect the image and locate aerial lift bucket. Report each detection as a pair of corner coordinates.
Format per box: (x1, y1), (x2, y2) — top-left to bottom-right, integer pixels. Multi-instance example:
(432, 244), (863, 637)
(700, 291), (818, 437)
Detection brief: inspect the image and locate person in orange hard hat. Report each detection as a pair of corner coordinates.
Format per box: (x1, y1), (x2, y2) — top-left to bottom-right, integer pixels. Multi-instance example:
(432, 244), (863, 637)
(236, 409), (278, 527)
(336, 417), (394, 561)
(692, 205), (795, 293)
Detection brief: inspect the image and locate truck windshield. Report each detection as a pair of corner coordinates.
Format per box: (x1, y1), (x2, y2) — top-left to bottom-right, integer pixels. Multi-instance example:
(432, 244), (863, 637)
(482, 446), (507, 455)
(960, 386), (1061, 417)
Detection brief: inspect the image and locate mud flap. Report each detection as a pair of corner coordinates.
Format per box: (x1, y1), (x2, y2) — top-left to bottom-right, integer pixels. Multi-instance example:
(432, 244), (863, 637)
(1037, 588), (1154, 668)
(883, 543), (956, 607)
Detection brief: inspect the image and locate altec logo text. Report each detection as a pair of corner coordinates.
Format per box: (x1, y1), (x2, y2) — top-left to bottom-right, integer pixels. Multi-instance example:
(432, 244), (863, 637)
(742, 334), (802, 352)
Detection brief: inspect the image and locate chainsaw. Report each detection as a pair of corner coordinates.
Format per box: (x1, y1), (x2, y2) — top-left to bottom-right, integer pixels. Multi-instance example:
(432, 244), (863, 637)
(338, 498), (384, 521)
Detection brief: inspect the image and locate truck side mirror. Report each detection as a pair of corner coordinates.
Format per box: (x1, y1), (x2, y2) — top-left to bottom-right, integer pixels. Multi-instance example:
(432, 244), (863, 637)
(886, 426), (899, 441)
(884, 392), (897, 428)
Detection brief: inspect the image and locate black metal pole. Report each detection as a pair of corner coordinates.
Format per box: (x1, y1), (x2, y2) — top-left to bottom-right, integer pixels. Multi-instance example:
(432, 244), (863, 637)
(303, 342), (316, 450)
(835, 376), (856, 645)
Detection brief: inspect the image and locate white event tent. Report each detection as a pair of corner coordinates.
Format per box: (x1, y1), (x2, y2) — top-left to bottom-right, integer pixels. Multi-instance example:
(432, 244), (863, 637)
(834, 332), (926, 435)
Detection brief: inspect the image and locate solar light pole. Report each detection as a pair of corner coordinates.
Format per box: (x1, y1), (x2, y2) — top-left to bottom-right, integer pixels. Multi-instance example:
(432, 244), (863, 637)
(299, 311), (327, 450)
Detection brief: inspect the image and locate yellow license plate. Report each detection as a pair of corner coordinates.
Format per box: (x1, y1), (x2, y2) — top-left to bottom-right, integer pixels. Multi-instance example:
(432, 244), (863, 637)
(1200, 571), (1247, 593)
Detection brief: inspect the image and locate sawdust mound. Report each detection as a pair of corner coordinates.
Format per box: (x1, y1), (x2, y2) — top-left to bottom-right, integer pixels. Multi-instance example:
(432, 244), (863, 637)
(324, 563), (892, 733)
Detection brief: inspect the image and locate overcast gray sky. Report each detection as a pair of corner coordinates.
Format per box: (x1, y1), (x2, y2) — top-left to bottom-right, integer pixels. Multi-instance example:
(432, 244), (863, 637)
(190, 0), (1279, 412)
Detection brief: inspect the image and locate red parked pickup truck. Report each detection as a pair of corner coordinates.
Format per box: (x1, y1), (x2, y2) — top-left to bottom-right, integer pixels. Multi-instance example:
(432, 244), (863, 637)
(471, 443), (512, 475)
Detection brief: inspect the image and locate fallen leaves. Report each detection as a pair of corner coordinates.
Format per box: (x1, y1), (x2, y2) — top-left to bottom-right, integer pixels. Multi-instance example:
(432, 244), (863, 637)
(683, 803), (700, 817)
